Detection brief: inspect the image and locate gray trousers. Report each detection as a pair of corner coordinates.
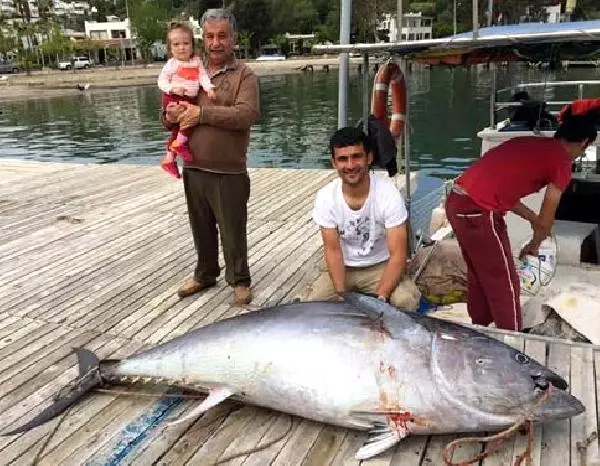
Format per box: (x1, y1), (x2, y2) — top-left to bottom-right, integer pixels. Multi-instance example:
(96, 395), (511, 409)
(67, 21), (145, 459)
(182, 168), (251, 287)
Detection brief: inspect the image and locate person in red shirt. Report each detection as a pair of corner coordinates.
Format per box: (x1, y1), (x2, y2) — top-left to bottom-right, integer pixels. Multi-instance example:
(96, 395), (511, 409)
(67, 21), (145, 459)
(445, 115), (597, 331)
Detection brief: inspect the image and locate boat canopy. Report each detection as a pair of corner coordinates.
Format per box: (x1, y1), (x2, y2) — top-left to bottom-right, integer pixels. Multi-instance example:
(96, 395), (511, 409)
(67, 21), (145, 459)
(313, 20), (600, 65)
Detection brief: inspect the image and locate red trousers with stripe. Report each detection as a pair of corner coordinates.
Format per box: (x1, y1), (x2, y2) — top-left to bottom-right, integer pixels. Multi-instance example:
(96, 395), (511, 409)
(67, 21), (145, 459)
(445, 191), (522, 331)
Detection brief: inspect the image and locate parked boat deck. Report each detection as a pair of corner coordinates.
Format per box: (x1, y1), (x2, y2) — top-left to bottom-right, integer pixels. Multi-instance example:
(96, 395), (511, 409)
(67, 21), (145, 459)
(0, 160), (598, 465)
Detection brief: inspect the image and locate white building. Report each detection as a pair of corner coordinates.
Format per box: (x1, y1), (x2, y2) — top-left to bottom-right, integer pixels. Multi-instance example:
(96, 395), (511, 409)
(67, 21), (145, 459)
(523, 4), (562, 23)
(1, 0), (38, 19)
(53, 1), (91, 16)
(83, 18), (136, 63)
(544, 4), (562, 23)
(377, 12), (433, 42)
(84, 17), (131, 40)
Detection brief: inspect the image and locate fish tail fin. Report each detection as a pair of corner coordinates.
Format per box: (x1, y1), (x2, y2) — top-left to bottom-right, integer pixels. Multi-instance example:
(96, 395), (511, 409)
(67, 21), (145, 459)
(1, 347), (103, 436)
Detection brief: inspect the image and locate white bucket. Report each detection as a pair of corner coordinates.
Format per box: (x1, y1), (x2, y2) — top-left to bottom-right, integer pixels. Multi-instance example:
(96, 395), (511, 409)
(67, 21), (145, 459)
(515, 236), (558, 296)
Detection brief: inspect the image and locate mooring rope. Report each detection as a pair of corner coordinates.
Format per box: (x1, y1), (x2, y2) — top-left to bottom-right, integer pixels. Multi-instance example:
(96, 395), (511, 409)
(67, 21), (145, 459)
(442, 385), (552, 466)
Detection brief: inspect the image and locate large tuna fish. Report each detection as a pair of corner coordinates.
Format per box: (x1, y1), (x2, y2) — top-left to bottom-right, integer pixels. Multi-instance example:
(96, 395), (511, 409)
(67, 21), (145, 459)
(2, 293), (584, 459)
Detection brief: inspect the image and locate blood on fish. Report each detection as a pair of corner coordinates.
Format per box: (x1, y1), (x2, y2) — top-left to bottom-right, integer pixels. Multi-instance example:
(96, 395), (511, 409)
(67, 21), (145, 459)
(378, 362), (396, 379)
(379, 390), (389, 406)
(388, 411), (414, 434)
(361, 315), (392, 339)
(388, 364), (396, 378)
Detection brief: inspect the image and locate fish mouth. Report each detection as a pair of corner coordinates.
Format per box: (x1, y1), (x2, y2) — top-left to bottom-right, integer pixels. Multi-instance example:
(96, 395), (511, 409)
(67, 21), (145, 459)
(531, 386), (585, 422)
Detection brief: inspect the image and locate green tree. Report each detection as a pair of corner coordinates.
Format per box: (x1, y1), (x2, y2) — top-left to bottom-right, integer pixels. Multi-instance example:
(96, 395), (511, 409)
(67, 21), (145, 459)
(129, 0), (169, 62)
(352, 0), (395, 43)
(0, 19), (17, 59)
(315, 2), (340, 42)
(568, 0), (600, 20)
(270, 0), (318, 34)
(232, 0), (271, 56)
(40, 23), (72, 65)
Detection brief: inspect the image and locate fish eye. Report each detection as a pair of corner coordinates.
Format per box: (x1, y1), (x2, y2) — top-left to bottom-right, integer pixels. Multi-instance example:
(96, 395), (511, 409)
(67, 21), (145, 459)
(476, 358), (485, 365)
(515, 353), (530, 364)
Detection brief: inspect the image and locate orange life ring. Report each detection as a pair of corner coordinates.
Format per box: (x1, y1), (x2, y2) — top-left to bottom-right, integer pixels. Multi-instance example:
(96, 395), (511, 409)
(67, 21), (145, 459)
(371, 62), (407, 139)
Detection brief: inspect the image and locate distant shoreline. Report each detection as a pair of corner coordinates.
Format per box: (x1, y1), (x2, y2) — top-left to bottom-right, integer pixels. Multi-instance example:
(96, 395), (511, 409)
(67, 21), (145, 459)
(0, 56), (368, 102)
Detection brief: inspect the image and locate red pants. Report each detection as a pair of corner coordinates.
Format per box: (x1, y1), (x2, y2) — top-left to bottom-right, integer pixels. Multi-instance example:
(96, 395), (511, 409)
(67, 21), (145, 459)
(162, 93), (196, 147)
(445, 190), (522, 331)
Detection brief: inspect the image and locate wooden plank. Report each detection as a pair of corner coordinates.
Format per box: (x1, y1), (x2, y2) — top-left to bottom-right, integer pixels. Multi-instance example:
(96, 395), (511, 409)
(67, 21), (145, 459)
(139, 401), (236, 466)
(420, 434), (481, 466)
(270, 418), (324, 466)
(0, 167), (296, 298)
(377, 436), (428, 465)
(540, 342), (572, 466)
(0, 179), (180, 260)
(481, 334), (526, 466)
(0, 167), (160, 240)
(9, 231), (189, 320)
(77, 220), (276, 338)
(0, 321), (62, 361)
(511, 339), (546, 466)
(0, 174), (172, 262)
(179, 406), (260, 465)
(0, 324), (81, 378)
(328, 430), (366, 466)
(0, 203), (185, 307)
(570, 346), (599, 465)
(0, 192), (184, 290)
(234, 415), (299, 466)
(134, 221), (320, 344)
(297, 424), (348, 466)
(36, 227), (192, 325)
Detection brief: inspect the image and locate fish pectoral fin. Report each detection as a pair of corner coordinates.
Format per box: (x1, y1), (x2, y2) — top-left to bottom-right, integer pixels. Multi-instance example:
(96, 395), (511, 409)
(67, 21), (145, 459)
(167, 387), (234, 427)
(355, 423), (408, 460)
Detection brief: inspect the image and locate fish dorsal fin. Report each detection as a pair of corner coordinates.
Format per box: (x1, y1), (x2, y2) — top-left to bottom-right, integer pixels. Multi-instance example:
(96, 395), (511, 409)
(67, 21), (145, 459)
(355, 422), (408, 460)
(167, 387), (234, 427)
(342, 292), (420, 337)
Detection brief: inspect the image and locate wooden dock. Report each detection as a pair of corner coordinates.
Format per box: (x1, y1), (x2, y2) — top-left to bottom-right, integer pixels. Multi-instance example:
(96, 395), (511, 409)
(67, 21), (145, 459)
(0, 160), (598, 465)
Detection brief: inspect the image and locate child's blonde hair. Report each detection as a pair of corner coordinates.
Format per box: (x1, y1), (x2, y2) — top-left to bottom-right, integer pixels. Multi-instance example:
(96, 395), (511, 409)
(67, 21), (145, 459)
(167, 22), (196, 58)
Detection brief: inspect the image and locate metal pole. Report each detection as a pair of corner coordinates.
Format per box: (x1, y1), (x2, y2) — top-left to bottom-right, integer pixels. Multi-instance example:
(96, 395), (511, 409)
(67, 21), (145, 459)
(487, 0), (493, 26)
(125, 0), (134, 66)
(362, 53), (370, 133)
(490, 62), (496, 127)
(453, 0), (457, 35)
(402, 59), (412, 254)
(473, 0), (479, 39)
(338, 0), (352, 128)
(397, 0), (403, 41)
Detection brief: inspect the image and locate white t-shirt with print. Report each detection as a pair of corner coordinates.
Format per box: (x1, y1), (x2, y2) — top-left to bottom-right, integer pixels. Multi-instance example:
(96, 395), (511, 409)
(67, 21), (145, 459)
(312, 173), (408, 267)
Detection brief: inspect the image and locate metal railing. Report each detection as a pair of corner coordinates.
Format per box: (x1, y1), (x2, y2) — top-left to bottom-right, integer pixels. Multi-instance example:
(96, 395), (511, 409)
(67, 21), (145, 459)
(491, 79), (600, 125)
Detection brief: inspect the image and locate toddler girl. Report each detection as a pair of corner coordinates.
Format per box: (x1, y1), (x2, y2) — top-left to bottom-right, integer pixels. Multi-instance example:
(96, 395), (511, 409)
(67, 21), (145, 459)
(158, 23), (216, 178)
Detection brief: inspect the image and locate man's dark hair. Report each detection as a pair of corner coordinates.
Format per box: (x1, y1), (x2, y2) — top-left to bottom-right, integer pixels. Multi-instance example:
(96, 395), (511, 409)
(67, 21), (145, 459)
(555, 115), (598, 143)
(329, 126), (370, 157)
(513, 90), (531, 101)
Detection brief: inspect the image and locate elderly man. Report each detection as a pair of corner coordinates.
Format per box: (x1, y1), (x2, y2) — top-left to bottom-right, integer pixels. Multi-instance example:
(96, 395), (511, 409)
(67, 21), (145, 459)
(163, 9), (260, 305)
